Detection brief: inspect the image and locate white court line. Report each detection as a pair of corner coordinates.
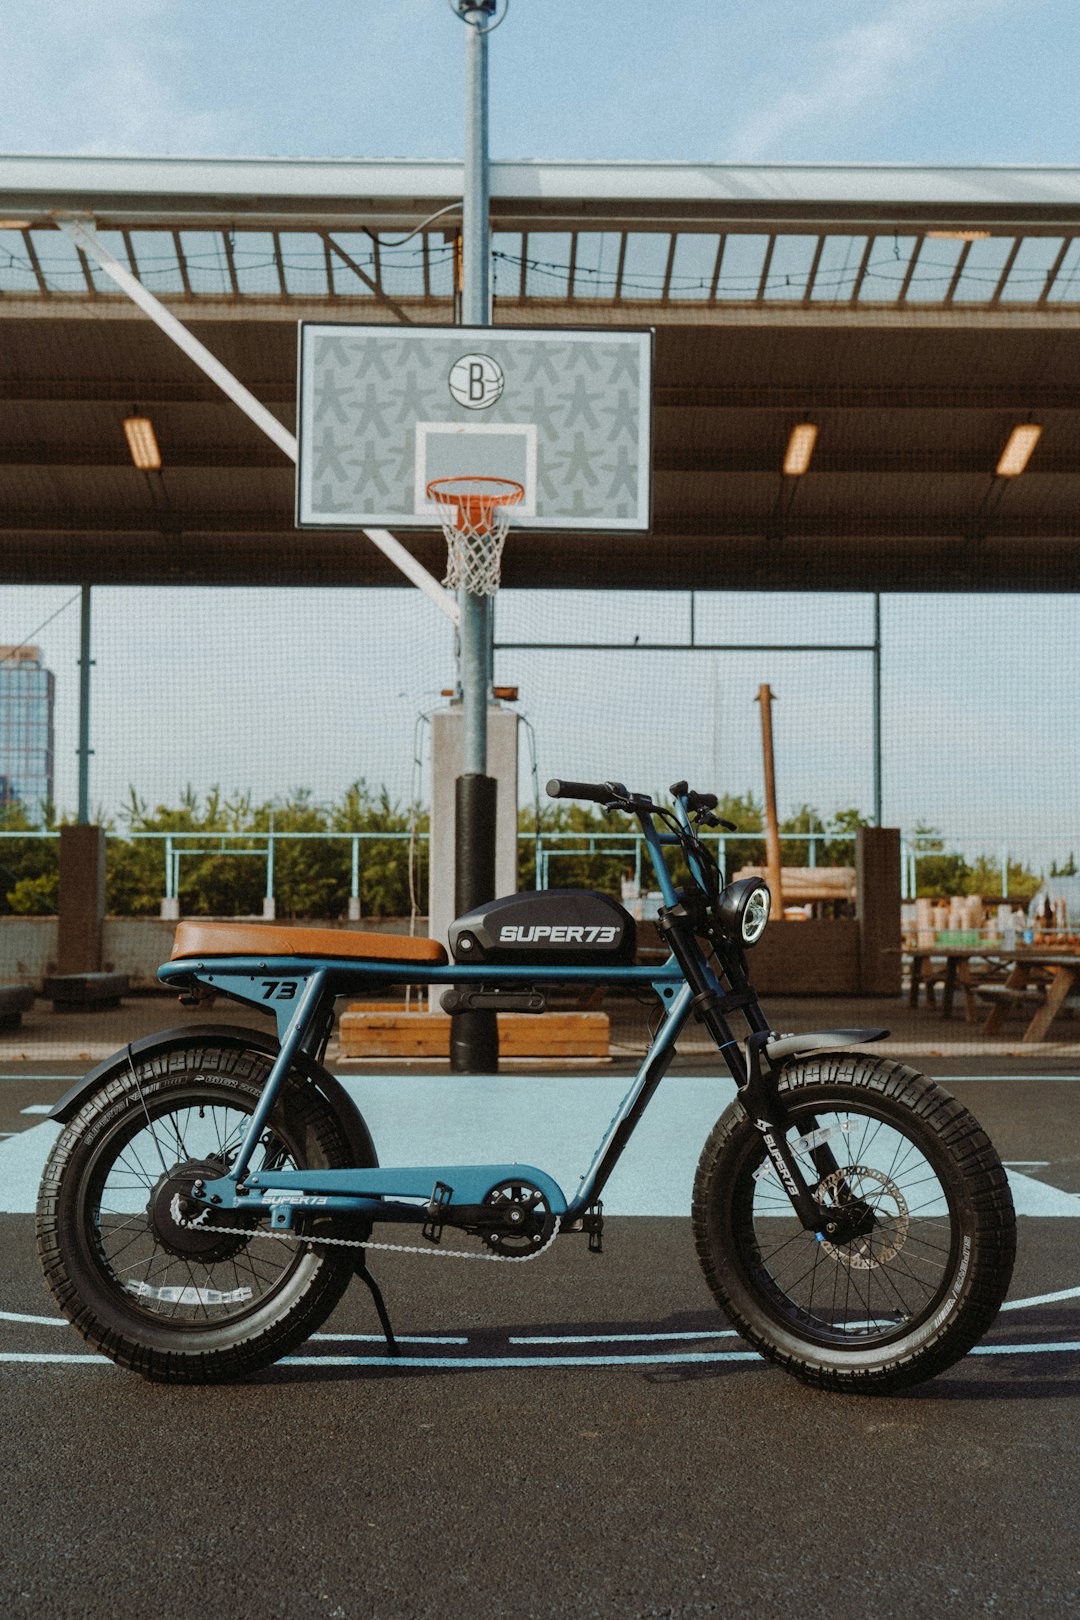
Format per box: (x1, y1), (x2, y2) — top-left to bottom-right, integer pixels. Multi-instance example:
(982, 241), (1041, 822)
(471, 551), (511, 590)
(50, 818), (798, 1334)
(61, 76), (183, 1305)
(0, 1310), (67, 1326)
(0, 1311), (468, 1341)
(1000, 1286), (1080, 1311)
(311, 1333), (469, 1344)
(509, 1329), (739, 1344)
(0, 1352), (112, 1364)
(12, 1287), (1076, 1337)
(4, 1337), (1080, 1370)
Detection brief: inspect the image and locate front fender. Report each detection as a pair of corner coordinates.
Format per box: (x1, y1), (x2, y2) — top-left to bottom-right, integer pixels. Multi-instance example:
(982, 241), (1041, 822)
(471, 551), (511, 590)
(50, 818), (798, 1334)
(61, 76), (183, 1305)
(47, 1023), (378, 1169)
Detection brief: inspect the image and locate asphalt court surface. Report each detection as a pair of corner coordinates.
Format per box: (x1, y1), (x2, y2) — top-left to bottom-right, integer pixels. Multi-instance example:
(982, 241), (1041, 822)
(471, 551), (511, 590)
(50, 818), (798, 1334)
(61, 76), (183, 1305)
(3, 1047), (1080, 1617)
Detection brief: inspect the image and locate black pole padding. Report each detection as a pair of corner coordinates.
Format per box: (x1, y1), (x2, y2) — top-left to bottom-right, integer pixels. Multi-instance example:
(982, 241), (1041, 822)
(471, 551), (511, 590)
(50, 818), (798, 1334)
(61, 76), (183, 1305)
(451, 773), (499, 1073)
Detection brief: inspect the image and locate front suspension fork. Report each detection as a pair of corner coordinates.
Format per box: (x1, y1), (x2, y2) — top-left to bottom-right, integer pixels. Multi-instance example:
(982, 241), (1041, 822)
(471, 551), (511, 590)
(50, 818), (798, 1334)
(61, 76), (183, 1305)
(656, 911), (829, 1235)
(741, 1031), (830, 1233)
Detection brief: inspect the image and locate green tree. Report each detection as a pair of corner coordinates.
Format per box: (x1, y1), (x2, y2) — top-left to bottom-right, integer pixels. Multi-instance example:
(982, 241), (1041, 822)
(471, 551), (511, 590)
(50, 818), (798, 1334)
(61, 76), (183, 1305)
(966, 855), (1040, 902)
(329, 782), (426, 918)
(0, 800), (60, 914)
(518, 801), (633, 896)
(911, 822), (1040, 900)
(106, 787), (265, 917)
(713, 791), (765, 876)
(102, 781), (426, 919)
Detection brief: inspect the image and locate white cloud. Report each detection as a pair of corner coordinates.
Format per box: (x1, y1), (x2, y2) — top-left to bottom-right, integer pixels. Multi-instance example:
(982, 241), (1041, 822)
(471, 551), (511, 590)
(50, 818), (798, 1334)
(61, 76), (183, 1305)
(727, 0), (1007, 160)
(0, 0), (248, 155)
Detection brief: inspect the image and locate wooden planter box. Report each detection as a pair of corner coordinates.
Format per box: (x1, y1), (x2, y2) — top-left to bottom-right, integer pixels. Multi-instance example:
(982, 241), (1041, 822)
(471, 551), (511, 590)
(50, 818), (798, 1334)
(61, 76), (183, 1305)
(338, 1006), (609, 1060)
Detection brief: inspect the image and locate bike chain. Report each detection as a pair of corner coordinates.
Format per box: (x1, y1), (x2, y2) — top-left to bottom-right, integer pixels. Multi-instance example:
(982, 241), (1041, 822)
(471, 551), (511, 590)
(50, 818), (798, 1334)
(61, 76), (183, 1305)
(133, 1052), (561, 1267)
(178, 1206), (562, 1265)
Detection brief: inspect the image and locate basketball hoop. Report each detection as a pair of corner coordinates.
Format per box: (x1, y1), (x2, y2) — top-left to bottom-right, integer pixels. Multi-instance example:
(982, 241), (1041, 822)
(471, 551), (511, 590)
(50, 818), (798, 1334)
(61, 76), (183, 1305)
(426, 476), (524, 597)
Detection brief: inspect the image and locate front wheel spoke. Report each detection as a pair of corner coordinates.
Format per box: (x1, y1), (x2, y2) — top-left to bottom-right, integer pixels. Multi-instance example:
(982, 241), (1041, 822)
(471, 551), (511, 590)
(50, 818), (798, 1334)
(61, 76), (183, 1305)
(895, 1227), (953, 1260)
(766, 1244), (833, 1304)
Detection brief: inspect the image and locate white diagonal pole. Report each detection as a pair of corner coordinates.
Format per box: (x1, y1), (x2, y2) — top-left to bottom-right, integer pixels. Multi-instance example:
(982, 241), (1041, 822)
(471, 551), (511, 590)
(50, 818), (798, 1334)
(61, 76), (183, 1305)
(55, 215), (459, 626)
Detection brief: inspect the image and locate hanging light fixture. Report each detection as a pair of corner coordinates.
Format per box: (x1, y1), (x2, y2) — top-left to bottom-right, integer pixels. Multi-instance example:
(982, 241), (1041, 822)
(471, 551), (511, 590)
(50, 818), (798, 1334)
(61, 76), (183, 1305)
(783, 423), (817, 476)
(996, 424), (1041, 477)
(123, 417), (162, 471)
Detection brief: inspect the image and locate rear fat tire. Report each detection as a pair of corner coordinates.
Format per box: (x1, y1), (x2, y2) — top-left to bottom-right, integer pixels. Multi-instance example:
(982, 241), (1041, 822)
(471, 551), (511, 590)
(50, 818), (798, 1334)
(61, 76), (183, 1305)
(692, 1054), (1016, 1393)
(37, 1042), (370, 1383)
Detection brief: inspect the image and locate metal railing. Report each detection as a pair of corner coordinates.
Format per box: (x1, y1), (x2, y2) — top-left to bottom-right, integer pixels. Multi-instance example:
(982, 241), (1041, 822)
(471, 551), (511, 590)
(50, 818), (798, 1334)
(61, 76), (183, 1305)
(2, 826), (1069, 910)
(0, 826), (835, 915)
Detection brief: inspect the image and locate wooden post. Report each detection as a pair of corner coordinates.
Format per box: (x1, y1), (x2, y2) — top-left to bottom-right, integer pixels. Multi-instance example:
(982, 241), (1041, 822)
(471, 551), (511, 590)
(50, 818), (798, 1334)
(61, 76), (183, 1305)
(57, 824), (106, 975)
(856, 826), (902, 993)
(756, 684), (784, 918)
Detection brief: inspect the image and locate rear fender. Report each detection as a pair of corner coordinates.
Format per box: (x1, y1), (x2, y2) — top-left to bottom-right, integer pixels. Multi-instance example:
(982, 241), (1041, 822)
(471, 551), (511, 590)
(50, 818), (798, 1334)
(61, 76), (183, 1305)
(47, 1023), (378, 1169)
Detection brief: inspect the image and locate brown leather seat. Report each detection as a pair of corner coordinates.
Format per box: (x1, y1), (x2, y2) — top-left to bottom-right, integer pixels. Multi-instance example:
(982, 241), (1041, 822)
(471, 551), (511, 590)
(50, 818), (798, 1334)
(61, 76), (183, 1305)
(170, 920), (448, 965)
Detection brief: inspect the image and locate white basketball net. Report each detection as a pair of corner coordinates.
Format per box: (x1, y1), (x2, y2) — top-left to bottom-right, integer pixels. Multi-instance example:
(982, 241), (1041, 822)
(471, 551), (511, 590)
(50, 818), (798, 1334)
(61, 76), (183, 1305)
(427, 477), (523, 597)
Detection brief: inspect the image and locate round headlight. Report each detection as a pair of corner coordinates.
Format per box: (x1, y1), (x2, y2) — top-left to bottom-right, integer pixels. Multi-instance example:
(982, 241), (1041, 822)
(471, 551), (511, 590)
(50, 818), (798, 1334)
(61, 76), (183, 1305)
(740, 882), (771, 945)
(716, 877), (772, 947)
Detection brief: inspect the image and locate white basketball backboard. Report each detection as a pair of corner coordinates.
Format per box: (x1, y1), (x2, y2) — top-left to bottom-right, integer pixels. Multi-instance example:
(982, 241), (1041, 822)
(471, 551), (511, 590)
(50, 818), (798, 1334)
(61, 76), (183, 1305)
(296, 324), (652, 531)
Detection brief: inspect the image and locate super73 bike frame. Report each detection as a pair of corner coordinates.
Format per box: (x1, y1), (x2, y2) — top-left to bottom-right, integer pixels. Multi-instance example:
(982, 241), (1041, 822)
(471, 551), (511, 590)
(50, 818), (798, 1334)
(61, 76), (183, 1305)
(159, 793), (845, 1244)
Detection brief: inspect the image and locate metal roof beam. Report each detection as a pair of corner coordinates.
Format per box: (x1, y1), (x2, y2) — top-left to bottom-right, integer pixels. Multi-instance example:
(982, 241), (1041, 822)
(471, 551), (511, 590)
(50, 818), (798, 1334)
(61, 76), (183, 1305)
(323, 233), (412, 323)
(6, 156), (1080, 232)
(22, 230), (48, 296)
(802, 235), (826, 304)
(1039, 236), (1074, 304)
(172, 231), (192, 297)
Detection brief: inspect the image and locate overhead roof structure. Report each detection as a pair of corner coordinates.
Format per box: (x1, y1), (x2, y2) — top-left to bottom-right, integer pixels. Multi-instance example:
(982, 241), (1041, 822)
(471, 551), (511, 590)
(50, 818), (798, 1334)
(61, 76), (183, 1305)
(1, 155), (1078, 592)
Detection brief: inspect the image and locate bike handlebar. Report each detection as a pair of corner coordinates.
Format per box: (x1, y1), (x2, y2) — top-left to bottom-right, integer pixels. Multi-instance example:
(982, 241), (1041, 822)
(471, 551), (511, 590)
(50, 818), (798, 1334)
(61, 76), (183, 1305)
(546, 778), (627, 806)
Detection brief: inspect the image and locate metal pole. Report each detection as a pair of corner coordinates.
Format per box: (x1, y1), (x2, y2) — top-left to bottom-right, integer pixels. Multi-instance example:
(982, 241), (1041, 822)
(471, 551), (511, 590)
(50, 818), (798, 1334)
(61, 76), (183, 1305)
(872, 592), (882, 827)
(756, 683), (784, 918)
(452, 0), (499, 1073)
(460, 1), (492, 777)
(76, 584), (92, 825)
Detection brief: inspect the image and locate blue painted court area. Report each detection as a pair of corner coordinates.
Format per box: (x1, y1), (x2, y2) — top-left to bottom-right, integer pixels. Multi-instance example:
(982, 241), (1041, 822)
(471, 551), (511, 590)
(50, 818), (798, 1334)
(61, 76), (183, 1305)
(3, 1067), (1080, 1373)
(4, 1070), (1080, 1217)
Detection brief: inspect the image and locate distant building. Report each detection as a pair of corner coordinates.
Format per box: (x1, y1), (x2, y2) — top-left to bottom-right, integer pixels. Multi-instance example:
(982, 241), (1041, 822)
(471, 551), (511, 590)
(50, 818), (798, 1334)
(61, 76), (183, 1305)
(0, 646), (55, 824)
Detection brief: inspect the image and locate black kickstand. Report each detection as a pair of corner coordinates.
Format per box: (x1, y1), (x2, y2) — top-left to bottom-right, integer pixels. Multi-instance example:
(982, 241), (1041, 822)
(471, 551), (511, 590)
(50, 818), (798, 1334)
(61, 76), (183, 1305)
(353, 1252), (399, 1356)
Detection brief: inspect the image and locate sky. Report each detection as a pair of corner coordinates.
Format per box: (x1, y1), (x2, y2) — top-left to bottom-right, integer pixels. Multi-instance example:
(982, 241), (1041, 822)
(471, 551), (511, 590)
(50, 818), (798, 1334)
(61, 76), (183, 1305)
(2, 0), (1079, 165)
(2, 0), (1080, 870)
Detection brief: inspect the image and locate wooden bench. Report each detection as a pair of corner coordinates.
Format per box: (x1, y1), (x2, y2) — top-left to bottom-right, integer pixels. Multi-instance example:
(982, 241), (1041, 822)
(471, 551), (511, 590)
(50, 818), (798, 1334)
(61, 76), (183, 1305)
(0, 984), (35, 1028)
(338, 1007), (609, 1060)
(42, 972), (129, 1012)
(975, 983), (1080, 1015)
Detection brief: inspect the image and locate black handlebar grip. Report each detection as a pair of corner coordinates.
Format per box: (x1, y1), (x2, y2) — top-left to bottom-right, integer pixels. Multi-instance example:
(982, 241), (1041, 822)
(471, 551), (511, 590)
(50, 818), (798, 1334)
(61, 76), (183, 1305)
(547, 778), (617, 804)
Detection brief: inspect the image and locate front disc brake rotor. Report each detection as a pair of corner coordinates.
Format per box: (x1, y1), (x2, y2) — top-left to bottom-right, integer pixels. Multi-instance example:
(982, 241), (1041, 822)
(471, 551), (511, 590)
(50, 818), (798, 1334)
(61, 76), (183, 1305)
(816, 1165), (909, 1270)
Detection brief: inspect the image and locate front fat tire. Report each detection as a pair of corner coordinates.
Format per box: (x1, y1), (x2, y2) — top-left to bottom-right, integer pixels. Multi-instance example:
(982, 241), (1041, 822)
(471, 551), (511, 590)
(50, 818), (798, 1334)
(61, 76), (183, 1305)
(36, 1042), (364, 1384)
(692, 1054), (1016, 1393)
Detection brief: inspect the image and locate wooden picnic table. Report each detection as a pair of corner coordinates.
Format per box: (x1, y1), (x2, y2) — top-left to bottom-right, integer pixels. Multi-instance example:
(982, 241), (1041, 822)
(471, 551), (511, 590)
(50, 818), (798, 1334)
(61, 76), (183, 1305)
(905, 945), (1080, 1042)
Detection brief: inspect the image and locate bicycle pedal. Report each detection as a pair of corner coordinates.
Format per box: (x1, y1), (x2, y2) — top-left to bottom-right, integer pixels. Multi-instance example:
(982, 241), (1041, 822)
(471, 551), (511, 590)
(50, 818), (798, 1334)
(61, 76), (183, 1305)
(582, 1201), (604, 1254)
(422, 1180), (454, 1244)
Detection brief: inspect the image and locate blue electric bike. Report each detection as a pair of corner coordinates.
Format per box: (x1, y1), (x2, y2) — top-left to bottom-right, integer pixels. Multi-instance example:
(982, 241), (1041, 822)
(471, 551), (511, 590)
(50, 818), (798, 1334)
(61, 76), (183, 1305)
(37, 778), (1016, 1392)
